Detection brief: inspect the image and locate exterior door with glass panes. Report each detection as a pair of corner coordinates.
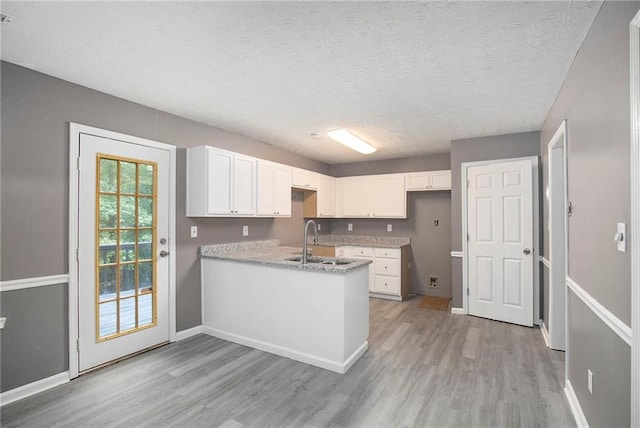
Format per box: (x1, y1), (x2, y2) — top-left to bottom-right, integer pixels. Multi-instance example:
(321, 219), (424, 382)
(78, 132), (170, 372)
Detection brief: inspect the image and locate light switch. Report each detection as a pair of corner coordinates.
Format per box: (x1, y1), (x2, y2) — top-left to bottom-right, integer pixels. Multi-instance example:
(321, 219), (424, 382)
(0, 317), (5, 329)
(615, 223), (626, 253)
(243, 225), (249, 236)
(190, 226), (198, 238)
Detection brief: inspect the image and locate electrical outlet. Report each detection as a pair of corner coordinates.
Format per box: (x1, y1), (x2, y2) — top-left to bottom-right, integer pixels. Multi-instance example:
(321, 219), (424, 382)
(387, 224), (392, 232)
(588, 369), (593, 394)
(318, 224), (321, 231)
(242, 225), (248, 236)
(347, 223), (353, 231)
(190, 226), (198, 238)
(0, 317), (6, 329)
(429, 276), (439, 288)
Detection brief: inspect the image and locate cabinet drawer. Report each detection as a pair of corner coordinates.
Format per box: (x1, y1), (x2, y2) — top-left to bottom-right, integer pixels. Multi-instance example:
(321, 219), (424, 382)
(352, 247), (374, 257)
(373, 275), (400, 295)
(374, 248), (400, 259)
(374, 259), (399, 276)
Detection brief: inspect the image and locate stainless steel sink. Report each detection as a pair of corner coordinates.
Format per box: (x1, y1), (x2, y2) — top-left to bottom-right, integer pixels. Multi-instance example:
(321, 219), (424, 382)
(321, 260), (352, 266)
(285, 256), (352, 266)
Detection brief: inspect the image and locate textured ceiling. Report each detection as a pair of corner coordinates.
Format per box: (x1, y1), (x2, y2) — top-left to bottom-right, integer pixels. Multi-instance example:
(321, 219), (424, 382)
(1, 1), (602, 164)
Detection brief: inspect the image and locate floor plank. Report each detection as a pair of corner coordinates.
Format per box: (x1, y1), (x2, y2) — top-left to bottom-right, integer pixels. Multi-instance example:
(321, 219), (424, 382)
(1, 297), (575, 427)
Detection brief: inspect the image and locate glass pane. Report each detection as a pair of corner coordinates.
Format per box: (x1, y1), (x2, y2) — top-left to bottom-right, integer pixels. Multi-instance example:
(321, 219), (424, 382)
(99, 195), (117, 228)
(119, 196), (136, 228)
(138, 197), (153, 228)
(138, 262), (153, 292)
(119, 230), (136, 262)
(120, 161), (137, 194)
(138, 164), (154, 195)
(138, 229), (152, 260)
(99, 301), (117, 338)
(138, 294), (153, 327)
(120, 264), (136, 297)
(119, 297), (136, 331)
(99, 158), (118, 193)
(98, 231), (117, 265)
(99, 266), (117, 302)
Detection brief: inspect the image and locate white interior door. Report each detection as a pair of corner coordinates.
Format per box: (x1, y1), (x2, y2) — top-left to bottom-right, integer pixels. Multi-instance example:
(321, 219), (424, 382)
(467, 158), (535, 327)
(77, 133), (170, 372)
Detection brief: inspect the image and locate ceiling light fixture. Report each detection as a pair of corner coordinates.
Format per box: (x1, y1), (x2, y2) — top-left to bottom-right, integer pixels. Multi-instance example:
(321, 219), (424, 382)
(327, 129), (377, 155)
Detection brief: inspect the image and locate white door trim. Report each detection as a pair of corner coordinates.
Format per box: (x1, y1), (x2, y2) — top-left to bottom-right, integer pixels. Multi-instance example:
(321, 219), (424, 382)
(68, 123), (177, 379)
(629, 11), (640, 428)
(461, 156), (540, 322)
(547, 120), (568, 351)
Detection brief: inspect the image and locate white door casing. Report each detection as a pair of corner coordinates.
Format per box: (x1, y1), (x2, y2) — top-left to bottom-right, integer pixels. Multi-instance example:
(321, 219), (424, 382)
(69, 123), (176, 377)
(465, 157), (537, 327)
(629, 11), (640, 428)
(547, 120), (568, 351)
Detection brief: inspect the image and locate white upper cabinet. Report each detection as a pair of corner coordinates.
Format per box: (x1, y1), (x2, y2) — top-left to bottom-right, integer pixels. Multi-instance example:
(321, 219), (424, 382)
(340, 174), (406, 218)
(371, 174), (406, 218)
(187, 146), (256, 217)
(292, 168), (318, 190)
(256, 160), (292, 217)
(405, 170), (451, 191)
(341, 176), (373, 217)
(317, 174), (336, 217)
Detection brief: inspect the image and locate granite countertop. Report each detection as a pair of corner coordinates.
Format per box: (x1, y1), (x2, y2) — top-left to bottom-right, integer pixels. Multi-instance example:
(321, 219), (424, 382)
(315, 234), (410, 248)
(199, 239), (371, 273)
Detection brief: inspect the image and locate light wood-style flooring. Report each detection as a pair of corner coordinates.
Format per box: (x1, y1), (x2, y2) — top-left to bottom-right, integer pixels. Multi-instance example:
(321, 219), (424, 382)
(1, 297), (575, 427)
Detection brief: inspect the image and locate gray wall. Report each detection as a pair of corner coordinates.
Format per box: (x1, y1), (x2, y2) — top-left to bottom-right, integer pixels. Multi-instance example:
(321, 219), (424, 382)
(327, 155), (452, 297)
(450, 131), (541, 308)
(0, 284), (68, 391)
(0, 62), (329, 392)
(539, 2), (637, 426)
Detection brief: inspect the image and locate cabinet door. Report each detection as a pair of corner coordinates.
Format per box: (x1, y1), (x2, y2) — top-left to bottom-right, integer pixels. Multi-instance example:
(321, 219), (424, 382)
(317, 174), (336, 217)
(373, 276), (400, 295)
(371, 174), (406, 218)
(232, 155), (255, 215)
(341, 176), (372, 217)
(405, 172), (429, 190)
(274, 165), (292, 216)
(206, 148), (233, 215)
(256, 162), (276, 215)
(429, 170), (452, 190)
(292, 168), (318, 190)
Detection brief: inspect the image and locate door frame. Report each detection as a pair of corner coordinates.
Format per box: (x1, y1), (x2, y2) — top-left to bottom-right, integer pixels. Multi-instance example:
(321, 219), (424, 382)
(68, 123), (177, 379)
(547, 120), (568, 351)
(461, 156), (540, 322)
(629, 11), (640, 428)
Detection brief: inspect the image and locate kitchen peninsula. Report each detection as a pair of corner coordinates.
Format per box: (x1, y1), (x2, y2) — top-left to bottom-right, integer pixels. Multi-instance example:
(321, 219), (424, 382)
(199, 240), (371, 374)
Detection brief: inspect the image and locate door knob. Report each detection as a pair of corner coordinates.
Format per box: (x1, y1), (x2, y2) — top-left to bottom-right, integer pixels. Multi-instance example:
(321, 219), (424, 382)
(159, 250), (170, 257)
(523, 248), (531, 255)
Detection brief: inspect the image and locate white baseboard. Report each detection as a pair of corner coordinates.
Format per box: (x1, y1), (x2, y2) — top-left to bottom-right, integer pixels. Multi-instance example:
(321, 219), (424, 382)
(202, 326), (367, 374)
(540, 320), (551, 348)
(175, 325), (204, 341)
(0, 371), (69, 407)
(565, 379), (589, 428)
(451, 307), (466, 315)
(369, 292), (402, 301)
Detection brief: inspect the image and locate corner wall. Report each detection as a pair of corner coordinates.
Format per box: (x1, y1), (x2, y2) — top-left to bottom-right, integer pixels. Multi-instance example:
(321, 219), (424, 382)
(450, 131), (541, 308)
(0, 62), (329, 392)
(539, 1), (638, 425)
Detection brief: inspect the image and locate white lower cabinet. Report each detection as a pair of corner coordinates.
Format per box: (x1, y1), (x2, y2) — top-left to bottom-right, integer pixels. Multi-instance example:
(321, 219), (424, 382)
(338, 245), (407, 300)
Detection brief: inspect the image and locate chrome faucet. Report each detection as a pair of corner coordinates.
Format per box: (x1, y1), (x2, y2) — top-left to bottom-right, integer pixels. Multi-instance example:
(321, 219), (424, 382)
(303, 219), (319, 264)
